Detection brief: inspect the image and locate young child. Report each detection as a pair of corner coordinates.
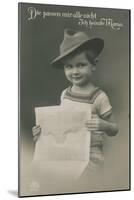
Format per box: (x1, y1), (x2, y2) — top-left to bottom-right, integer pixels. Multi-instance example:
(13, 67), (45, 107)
(33, 29), (118, 171)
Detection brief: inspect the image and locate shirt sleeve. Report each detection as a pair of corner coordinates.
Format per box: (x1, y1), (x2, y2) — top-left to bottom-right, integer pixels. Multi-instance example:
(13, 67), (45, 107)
(94, 91), (112, 118)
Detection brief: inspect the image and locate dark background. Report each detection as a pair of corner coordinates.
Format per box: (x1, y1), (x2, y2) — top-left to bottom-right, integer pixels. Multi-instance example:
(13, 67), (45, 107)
(19, 3), (130, 190)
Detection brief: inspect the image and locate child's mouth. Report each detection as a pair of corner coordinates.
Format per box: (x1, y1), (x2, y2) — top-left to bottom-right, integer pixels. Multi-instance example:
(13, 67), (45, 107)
(72, 76), (82, 80)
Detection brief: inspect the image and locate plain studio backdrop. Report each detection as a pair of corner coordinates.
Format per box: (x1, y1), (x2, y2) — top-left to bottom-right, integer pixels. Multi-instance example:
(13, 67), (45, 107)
(0, 0), (133, 200)
(20, 3), (129, 193)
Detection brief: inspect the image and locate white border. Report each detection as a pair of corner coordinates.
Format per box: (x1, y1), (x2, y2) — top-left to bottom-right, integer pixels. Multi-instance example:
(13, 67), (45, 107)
(0, 0), (133, 199)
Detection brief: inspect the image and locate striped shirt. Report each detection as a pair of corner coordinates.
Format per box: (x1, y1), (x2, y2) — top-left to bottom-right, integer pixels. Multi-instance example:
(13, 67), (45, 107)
(60, 86), (112, 169)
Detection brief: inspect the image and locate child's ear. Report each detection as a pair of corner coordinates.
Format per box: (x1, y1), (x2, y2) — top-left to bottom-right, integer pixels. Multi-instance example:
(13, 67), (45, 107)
(91, 66), (96, 72)
(91, 58), (98, 71)
(93, 57), (98, 65)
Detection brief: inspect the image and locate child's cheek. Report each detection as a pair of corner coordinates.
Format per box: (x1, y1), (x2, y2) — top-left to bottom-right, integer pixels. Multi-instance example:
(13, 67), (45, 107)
(64, 71), (71, 82)
(65, 70), (71, 77)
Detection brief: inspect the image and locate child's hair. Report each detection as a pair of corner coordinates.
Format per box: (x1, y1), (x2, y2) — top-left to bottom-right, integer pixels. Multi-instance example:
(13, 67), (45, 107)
(61, 47), (98, 67)
(84, 49), (98, 65)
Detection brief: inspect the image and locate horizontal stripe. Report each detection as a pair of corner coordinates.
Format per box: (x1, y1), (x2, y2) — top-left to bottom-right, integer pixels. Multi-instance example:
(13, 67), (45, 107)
(100, 108), (112, 119)
(63, 87), (103, 104)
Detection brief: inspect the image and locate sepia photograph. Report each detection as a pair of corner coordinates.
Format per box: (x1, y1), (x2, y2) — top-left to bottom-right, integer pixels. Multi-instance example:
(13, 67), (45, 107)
(18, 2), (130, 197)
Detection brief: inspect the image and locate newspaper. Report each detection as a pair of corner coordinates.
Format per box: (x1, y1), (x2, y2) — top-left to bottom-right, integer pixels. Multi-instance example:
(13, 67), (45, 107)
(33, 105), (91, 179)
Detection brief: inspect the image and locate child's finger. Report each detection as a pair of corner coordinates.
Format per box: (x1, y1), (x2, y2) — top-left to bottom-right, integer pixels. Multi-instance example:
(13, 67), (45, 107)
(32, 126), (41, 132)
(85, 124), (99, 128)
(32, 127), (41, 132)
(85, 119), (99, 125)
(85, 122), (95, 126)
(91, 114), (98, 119)
(32, 128), (41, 136)
(33, 131), (40, 137)
(85, 119), (98, 123)
(86, 127), (99, 131)
(32, 125), (40, 130)
(32, 128), (39, 134)
(86, 124), (99, 129)
(33, 135), (40, 142)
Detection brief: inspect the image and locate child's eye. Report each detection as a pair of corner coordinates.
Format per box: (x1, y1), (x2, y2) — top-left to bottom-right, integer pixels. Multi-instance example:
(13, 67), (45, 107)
(64, 65), (72, 69)
(78, 63), (85, 68)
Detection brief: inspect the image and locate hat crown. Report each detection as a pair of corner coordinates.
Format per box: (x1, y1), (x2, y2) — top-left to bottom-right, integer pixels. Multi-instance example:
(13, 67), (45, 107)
(60, 29), (89, 54)
(51, 29), (104, 68)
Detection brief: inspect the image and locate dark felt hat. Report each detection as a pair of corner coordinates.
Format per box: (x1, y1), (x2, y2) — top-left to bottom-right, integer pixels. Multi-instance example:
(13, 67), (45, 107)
(51, 29), (104, 68)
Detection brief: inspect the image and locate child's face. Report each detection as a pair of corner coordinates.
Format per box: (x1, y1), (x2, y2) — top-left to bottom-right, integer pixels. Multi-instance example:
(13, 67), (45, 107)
(63, 52), (95, 87)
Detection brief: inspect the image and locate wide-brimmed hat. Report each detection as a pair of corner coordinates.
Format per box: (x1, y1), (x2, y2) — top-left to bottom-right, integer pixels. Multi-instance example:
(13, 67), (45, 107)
(51, 29), (104, 68)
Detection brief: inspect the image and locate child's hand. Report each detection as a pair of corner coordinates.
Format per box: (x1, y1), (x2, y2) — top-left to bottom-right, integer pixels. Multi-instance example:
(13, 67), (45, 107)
(32, 125), (41, 142)
(85, 114), (106, 131)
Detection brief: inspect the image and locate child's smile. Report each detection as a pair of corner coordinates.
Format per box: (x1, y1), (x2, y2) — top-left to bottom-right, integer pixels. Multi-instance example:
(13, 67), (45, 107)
(63, 52), (94, 87)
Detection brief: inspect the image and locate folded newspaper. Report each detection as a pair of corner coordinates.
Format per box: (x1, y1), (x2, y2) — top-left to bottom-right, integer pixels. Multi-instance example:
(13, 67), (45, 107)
(33, 105), (91, 180)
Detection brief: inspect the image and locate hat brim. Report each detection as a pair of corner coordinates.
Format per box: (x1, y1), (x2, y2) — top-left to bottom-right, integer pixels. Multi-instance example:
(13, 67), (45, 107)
(51, 38), (104, 68)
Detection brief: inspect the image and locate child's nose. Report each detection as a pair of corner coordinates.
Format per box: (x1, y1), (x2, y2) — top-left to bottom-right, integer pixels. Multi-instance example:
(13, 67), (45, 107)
(72, 67), (79, 74)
